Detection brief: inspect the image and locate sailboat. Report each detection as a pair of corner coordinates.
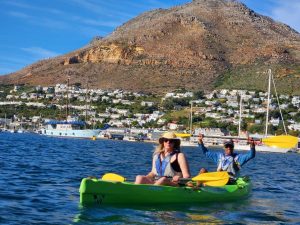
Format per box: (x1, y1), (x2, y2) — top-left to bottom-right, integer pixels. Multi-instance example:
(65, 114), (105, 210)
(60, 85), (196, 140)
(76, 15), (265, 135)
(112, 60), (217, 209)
(40, 78), (100, 139)
(234, 69), (297, 153)
(176, 101), (198, 147)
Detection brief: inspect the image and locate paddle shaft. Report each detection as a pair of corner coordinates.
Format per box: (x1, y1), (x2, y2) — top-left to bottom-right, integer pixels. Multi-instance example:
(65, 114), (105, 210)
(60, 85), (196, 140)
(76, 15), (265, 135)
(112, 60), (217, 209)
(201, 135), (298, 148)
(101, 175), (226, 182)
(201, 135), (254, 141)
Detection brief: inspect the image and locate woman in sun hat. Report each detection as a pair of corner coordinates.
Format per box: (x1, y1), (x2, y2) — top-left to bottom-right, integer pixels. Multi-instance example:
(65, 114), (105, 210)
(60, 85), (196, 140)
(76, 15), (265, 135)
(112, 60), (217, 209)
(197, 134), (256, 177)
(135, 131), (190, 186)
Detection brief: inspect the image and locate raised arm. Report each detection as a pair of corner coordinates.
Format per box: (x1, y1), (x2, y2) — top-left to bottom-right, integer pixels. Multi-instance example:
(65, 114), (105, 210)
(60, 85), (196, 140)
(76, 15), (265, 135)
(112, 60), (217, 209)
(237, 139), (256, 166)
(198, 134), (220, 164)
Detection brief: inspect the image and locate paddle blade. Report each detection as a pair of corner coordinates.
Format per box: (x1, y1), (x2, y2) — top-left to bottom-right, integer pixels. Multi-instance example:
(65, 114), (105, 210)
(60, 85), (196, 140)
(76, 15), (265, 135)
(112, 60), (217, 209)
(202, 179), (229, 187)
(191, 171), (229, 187)
(175, 133), (191, 138)
(262, 135), (298, 148)
(102, 173), (126, 182)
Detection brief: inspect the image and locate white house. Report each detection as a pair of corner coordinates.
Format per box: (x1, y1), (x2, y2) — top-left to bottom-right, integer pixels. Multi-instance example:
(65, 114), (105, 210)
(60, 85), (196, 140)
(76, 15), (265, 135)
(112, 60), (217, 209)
(110, 114), (121, 119)
(205, 112), (221, 119)
(117, 109), (129, 116)
(141, 101), (154, 107)
(168, 122), (184, 130)
(121, 100), (133, 105)
(112, 99), (121, 104)
(165, 92), (175, 98)
(269, 118), (280, 126)
(98, 113), (111, 118)
(102, 96), (110, 101)
(292, 96), (300, 106)
(288, 123), (300, 131)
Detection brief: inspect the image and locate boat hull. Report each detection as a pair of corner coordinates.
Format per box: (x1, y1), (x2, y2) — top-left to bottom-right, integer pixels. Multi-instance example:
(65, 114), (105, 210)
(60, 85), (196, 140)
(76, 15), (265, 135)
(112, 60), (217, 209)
(235, 143), (290, 153)
(41, 129), (100, 138)
(79, 177), (251, 206)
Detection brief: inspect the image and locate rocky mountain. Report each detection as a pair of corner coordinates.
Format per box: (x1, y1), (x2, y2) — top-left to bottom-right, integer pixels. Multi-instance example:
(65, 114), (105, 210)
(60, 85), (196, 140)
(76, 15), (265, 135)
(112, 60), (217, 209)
(1, 0), (300, 94)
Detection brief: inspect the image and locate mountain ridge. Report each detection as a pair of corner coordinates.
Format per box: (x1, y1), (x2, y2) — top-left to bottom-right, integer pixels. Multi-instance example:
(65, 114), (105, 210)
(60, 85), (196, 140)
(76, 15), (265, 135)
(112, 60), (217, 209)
(1, 0), (299, 94)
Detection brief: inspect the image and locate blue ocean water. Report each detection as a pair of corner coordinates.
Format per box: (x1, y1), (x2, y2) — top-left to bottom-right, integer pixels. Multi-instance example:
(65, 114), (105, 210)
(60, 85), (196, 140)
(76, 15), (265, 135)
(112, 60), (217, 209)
(0, 132), (299, 225)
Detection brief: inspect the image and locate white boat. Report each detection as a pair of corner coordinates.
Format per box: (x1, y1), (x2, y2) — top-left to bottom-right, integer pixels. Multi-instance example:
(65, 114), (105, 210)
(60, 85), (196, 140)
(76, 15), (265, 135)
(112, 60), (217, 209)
(236, 69), (296, 153)
(234, 141), (291, 153)
(180, 139), (198, 147)
(40, 78), (101, 139)
(41, 120), (100, 139)
(178, 101), (198, 148)
(123, 135), (136, 142)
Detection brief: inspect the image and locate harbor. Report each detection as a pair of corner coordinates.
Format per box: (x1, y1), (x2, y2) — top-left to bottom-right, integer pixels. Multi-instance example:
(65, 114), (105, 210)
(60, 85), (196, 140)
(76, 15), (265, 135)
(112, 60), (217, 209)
(1, 82), (300, 153)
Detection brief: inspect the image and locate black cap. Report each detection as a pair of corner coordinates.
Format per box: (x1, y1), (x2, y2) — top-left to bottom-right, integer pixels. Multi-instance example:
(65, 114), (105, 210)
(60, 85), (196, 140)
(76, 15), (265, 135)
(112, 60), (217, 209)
(224, 140), (234, 148)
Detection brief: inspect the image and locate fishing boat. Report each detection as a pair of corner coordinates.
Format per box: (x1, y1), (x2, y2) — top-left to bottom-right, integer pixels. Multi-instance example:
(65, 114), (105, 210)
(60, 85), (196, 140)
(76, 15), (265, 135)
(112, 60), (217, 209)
(79, 176), (251, 206)
(40, 78), (100, 139)
(40, 120), (100, 138)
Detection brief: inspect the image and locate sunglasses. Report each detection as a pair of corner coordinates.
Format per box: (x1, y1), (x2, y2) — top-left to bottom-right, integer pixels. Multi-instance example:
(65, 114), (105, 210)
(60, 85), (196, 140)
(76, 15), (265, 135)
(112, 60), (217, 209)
(224, 144), (233, 149)
(163, 138), (175, 143)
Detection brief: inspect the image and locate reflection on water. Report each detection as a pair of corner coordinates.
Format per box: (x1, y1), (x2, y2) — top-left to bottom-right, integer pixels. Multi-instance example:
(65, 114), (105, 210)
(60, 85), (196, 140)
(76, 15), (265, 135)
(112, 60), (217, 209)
(0, 133), (300, 225)
(187, 214), (223, 224)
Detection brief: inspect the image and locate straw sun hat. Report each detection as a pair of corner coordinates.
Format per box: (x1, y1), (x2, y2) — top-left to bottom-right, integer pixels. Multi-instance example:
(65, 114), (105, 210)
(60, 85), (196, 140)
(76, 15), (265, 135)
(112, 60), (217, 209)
(159, 132), (181, 145)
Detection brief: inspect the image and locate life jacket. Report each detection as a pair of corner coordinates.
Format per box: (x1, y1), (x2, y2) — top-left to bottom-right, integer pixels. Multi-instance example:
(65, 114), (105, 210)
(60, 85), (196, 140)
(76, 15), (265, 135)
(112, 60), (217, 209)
(153, 152), (182, 178)
(217, 153), (241, 176)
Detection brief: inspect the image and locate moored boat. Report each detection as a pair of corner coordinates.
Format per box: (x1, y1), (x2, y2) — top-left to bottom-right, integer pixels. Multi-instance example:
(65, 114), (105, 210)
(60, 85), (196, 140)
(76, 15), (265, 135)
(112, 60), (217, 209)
(79, 177), (251, 206)
(40, 120), (100, 138)
(234, 142), (291, 153)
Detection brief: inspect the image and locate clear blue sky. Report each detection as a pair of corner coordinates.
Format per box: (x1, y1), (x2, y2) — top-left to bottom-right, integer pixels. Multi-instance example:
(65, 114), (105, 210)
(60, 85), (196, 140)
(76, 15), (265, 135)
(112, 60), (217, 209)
(0, 0), (299, 75)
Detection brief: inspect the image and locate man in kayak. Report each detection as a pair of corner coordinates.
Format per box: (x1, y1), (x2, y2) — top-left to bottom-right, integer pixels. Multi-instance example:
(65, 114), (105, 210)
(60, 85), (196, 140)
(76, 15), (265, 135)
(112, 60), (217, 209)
(135, 132), (191, 186)
(198, 134), (255, 177)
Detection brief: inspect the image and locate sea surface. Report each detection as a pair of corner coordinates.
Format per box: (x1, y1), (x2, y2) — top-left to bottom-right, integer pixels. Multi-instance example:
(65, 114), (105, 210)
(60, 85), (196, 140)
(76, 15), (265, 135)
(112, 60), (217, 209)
(0, 132), (299, 225)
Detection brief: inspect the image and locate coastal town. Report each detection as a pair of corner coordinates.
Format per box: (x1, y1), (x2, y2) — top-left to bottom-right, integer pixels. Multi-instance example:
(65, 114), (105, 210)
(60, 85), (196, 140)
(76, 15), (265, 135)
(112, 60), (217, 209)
(1, 83), (300, 144)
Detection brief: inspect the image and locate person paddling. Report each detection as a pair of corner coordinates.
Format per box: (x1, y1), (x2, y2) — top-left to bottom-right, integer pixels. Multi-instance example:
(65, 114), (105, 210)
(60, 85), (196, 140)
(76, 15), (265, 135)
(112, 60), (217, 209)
(135, 132), (190, 186)
(198, 134), (255, 178)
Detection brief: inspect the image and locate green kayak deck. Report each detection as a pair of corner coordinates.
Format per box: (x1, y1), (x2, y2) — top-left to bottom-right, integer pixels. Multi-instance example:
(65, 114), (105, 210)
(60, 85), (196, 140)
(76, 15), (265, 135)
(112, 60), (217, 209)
(79, 177), (251, 206)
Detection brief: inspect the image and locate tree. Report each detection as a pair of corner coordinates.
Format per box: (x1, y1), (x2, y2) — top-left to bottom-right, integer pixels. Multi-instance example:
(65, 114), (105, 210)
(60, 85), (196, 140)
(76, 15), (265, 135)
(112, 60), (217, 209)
(194, 90), (204, 99)
(269, 110), (281, 120)
(248, 124), (264, 134)
(162, 99), (175, 110)
(131, 121), (139, 127)
(293, 112), (300, 123)
(74, 82), (82, 88)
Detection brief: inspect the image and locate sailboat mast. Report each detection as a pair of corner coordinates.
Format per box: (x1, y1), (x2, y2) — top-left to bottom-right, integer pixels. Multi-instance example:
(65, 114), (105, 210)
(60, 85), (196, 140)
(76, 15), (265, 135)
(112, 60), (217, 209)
(265, 69), (272, 136)
(66, 77), (70, 120)
(189, 101), (193, 136)
(238, 94), (243, 137)
(85, 83), (88, 122)
(84, 81), (89, 129)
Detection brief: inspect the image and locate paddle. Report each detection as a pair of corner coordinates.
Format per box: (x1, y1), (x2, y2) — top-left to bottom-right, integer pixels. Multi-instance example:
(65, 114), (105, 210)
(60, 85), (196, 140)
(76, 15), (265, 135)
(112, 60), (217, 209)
(175, 133), (192, 138)
(101, 171), (229, 187)
(181, 171), (229, 186)
(260, 135), (298, 148)
(200, 135), (298, 149)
